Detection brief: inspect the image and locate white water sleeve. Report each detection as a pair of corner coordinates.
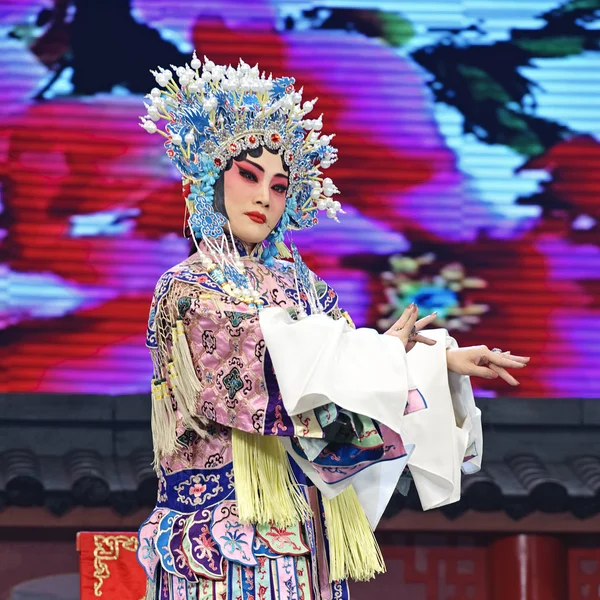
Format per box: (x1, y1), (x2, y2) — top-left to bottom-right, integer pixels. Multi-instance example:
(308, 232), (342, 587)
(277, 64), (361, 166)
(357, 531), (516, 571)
(402, 329), (482, 510)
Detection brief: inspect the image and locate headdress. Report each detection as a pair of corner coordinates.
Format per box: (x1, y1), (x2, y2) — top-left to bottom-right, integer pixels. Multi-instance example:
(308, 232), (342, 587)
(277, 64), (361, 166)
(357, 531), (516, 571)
(140, 53), (342, 312)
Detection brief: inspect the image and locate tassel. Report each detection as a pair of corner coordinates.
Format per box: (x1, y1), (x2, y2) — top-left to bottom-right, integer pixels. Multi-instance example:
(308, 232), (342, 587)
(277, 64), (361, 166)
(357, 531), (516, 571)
(275, 240), (293, 259)
(144, 576), (157, 600)
(322, 486), (386, 582)
(150, 380), (179, 471)
(232, 429), (312, 527)
(170, 320), (203, 414)
(166, 361), (204, 439)
(167, 361), (188, 418)
(169, 321), (208, 436)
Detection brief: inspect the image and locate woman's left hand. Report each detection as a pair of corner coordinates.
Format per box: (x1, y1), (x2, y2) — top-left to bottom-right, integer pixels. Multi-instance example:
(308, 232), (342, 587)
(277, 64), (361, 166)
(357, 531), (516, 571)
(446, 346), (530, 386)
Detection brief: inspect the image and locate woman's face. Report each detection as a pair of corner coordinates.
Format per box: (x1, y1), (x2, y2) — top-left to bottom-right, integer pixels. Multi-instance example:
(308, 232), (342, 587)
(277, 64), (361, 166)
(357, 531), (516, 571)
(223, 149), (288, 245)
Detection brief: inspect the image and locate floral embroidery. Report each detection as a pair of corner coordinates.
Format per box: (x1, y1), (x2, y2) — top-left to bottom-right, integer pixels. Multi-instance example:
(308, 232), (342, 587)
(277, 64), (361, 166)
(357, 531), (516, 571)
(297, 561), (309, 600)
(161, 570), (168, 596)
(243, 566), (254, 589)
(255, 339), (265, 361)
(169, 515), (197, 583)
(333, 580), (345, 600)
(157, 471), (168, 503)
(321, 448), (342, 462)
(224, 310), (254, 328)
(221, 522), (250, 554)
(226, 469), (235, 491)
(358, 427), (379, 440)
(174, 473), (223, 507)
(258, 585), (269, 600)
(284, 576), (296, 598)
(252, 409), (264, 433)
(271, 405), (288, 434)
(205, 452), (225, 468)
(190, 483), (207, 497)
(202, 330), (217, 353)
(241, 372), (253, 397)
(223, 367), (243, 400)
(137, 509), (166, 582)
(211, 501), (257, 567)
(268, 528), (300, 551)
(257, 522), (310, 556)
(183, 508), (225, 579)
(177, 430), (198, 446)
(139, 536), (155, 561)
(178, 297), (192, 318)
(299, 414), (311, 436)
(190, 524), (220, 571)
(155, 511), (179, 574)
(201, 400), (217, 421)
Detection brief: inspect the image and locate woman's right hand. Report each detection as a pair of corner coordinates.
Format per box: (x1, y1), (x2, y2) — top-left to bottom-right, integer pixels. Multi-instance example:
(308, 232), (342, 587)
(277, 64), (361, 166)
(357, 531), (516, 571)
(384, 303), (438, 351)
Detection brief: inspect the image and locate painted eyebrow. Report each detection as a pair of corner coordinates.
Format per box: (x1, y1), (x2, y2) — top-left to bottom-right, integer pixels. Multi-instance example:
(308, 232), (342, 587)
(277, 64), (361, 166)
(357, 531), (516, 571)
(243, 159), (288, 180)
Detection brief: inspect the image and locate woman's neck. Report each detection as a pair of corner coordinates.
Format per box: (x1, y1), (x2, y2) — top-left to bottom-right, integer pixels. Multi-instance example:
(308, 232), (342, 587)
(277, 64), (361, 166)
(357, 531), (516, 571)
(193, 235), (262, 259)
(237, 238), (258, 256)
(228, 227), (260, 257)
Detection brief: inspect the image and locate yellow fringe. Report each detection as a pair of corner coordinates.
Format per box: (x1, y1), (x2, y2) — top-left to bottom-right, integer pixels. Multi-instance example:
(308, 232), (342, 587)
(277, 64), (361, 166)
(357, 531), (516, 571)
(170, 320), (203, 417)
(232, 429), (312, 527)
(323, 486), (386, 582)
(167, 320), (208, 441)
(275, 240), (293, 260)
(150, 380), (178, 471)
(166, 360), (205, 437)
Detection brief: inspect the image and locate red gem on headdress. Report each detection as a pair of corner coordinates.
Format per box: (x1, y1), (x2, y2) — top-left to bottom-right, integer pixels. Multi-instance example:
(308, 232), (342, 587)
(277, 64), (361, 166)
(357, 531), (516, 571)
(214, 157), (223, 167)
(286, 152), (293, 162)
(248, 135), (257, 144)
(293, 173), (299, 180)
(230, 143), (238, 153)
(270, 133), (281, 143)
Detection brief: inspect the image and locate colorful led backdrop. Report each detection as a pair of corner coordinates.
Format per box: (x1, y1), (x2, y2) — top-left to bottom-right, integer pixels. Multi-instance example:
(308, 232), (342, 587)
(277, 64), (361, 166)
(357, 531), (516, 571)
(1, 0), (599, 397)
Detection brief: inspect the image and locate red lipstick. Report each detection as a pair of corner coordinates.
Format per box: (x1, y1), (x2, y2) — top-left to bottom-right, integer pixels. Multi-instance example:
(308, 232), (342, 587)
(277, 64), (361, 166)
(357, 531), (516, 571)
(245, 212), (267, 224)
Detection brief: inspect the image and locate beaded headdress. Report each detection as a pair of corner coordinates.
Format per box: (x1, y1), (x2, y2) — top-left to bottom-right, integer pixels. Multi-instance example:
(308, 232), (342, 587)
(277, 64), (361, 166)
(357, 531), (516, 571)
(140, 53), (342, 312)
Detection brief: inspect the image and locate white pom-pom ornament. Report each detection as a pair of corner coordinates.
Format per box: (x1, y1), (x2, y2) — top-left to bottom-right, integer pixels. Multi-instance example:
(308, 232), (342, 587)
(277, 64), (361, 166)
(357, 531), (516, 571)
(142, 120), (157, 134)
